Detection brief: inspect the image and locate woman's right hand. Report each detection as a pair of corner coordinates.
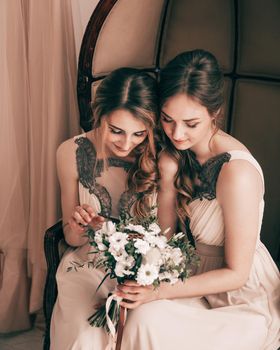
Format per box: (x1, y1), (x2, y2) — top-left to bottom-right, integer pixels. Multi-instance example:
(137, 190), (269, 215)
(68, 204), (105, 234)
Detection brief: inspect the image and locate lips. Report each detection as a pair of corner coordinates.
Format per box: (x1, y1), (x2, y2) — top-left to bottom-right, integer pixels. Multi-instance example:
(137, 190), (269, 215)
(114, 144), (130, 152)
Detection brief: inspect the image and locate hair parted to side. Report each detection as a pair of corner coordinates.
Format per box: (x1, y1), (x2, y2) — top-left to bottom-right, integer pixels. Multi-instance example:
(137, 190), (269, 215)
(159, 49), (225, 223)
(91, 67), (158, 219)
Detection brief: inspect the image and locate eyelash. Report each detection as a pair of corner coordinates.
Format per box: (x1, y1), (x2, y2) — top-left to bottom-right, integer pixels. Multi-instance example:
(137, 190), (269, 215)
(187, 123), (198, 128)
(161, 116), (198, 128)
(109, 129), (145, 137)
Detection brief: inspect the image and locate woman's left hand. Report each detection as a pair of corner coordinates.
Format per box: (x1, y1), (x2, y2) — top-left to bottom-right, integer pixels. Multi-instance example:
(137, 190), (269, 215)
(116, 280), (159, 309)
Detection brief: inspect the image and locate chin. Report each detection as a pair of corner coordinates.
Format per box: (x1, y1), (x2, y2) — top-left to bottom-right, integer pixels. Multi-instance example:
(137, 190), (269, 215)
(113, 149), (131, 157)
(172, 142), (190, 151)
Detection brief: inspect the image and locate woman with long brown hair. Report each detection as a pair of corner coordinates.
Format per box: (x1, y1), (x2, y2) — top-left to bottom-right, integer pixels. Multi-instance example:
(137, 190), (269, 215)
(50, 67), (158, 349)
(118, 50), (280, 350)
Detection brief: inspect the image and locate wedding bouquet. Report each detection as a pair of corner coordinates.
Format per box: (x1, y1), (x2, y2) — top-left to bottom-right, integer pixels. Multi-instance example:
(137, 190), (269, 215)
(73, 214), (199, 335)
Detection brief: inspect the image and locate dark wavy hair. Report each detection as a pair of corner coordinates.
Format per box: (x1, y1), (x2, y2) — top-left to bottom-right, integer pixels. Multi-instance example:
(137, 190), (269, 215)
(91, 67), (158, 219)
(159, 49), (225, 222)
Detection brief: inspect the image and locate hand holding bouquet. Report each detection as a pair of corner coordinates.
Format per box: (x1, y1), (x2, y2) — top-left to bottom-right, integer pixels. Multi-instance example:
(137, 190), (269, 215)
(83, 215), (199, 337)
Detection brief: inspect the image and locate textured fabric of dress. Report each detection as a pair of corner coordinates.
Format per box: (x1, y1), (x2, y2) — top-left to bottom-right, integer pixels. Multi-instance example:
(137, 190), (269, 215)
(121, 150), (280, 350)
(50, 135), (142, 349)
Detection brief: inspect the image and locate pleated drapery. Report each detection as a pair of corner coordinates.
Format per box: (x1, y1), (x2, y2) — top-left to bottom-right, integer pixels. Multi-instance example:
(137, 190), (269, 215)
(0, 0), (80, 332)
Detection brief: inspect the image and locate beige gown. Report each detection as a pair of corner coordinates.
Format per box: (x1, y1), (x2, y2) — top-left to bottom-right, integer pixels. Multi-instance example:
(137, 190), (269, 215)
(50, 135), (144, 349)
(122, 150), (280, 350)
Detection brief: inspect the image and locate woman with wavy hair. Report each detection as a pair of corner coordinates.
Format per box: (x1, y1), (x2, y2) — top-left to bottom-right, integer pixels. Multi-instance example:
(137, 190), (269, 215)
(50, 67), (158, 349)
(118, 50), (280, 350)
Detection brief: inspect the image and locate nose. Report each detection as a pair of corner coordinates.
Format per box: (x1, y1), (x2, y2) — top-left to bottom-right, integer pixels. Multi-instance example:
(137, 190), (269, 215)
(119, 136), (131, 150)
(172, 124), (185, 141)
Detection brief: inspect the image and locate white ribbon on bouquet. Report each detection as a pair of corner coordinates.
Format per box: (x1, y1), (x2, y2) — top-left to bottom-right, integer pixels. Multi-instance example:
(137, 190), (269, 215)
(105, 293), (127, 350)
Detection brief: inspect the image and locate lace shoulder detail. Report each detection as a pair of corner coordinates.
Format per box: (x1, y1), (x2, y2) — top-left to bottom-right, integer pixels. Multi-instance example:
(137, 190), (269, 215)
(75, 136), (97, 189)
(191, 152), (231, 201)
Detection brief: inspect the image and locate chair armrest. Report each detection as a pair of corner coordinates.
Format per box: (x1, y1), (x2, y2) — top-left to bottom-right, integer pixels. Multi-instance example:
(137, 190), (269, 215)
(43, 220), (65, 350)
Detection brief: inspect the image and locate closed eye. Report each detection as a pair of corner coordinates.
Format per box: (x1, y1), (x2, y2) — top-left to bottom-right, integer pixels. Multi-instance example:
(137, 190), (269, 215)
(109, 128), (123, 135)
(161, 114), (173, 123)
(134, 131), (147, 137)
(186, 123), (199, 128)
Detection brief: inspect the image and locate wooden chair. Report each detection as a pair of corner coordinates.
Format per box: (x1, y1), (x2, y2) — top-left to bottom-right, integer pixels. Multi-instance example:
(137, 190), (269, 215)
(43, 221), (64, 350)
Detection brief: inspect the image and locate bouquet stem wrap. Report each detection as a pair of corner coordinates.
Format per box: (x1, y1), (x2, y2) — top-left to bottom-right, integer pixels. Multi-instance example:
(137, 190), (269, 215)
(105, 293), (127, 350)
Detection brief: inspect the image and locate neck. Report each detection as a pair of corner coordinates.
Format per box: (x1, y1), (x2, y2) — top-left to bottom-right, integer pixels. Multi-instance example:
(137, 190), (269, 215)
(190, 129), (218, 165)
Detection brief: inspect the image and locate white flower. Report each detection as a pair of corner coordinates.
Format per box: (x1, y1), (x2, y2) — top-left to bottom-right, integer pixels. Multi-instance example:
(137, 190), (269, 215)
(114, 258), (135, 277)
(125, 224), (147, 235)
(97, 221), (117, 237)
(109, 247), (128, 261)
(115, 262), (127, 277)
(153, 235), (167, 249)
(136, 264), (159, 285)
(159, 270), (179, 284)
(170, 248), (183, 265)
(134, 238), (151, 255)
(142, 247), (162, 266)
(109, 232), (128, 251)
(172, 232), (185, 240)
(97, 242), (107, 251)
(148, 223), (161, 235)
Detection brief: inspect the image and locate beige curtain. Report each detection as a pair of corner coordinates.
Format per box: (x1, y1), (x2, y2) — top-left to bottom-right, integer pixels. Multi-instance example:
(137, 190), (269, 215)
(0, 0), (80, 332)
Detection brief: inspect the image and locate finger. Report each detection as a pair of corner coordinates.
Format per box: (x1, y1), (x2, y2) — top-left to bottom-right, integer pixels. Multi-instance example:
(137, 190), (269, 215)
(117, 285), (141, 294)
(81, 204), (97, 219)
(116, 291), (140, 302)
(75, 206), (92, 224)
(68, 217), (85, 233)
(73, 211), (88, 226)
(122, 280), (141, 287)
(120, 300), (140, 309)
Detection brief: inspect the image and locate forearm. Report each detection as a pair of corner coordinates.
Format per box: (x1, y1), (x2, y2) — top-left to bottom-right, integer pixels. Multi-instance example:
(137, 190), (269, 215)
(158, 267), (247, 300)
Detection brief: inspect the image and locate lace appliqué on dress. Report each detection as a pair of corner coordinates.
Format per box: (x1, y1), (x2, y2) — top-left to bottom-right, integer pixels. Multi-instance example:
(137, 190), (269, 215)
(190, 151), (231, 201)
(75, 136), (135, 218)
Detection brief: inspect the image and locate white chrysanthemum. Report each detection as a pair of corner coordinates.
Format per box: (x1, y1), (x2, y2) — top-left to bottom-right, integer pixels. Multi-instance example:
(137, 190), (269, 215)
(143, 233), (157, 246)
(114, 260), (135, 277)
(159, 270), (179, 284)
(134, 238), (151, 254)
(124, 255), (135, 268)
(170, 248), (183, 265)
(161, 246), (172, 261)
(109, 247), (128, 261)
(148, 222), (161, 235)
(125, 224), (147, 235)
(142, 247), (162, 266)
(136, 264), (159, 285)
(153, 235), (167, 249)
(109, 232), (128, 251)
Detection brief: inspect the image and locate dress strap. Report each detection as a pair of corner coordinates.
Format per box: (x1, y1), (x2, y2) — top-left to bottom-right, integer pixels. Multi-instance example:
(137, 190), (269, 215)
(228, 150), (265, 190)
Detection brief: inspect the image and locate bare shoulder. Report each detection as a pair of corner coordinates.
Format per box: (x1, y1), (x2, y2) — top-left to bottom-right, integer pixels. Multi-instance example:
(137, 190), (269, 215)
(56, 136), (80, 180)
(158, 150), (178, 179)
(217, 158), (263, 199)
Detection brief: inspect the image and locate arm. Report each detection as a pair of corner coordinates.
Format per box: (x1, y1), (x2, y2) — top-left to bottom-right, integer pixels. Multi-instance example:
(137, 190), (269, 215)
(158, 159), (263, 298)
(118, 159), (263, 307)
(57, 139), (104, 247)
(157, 152), (179, 239)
